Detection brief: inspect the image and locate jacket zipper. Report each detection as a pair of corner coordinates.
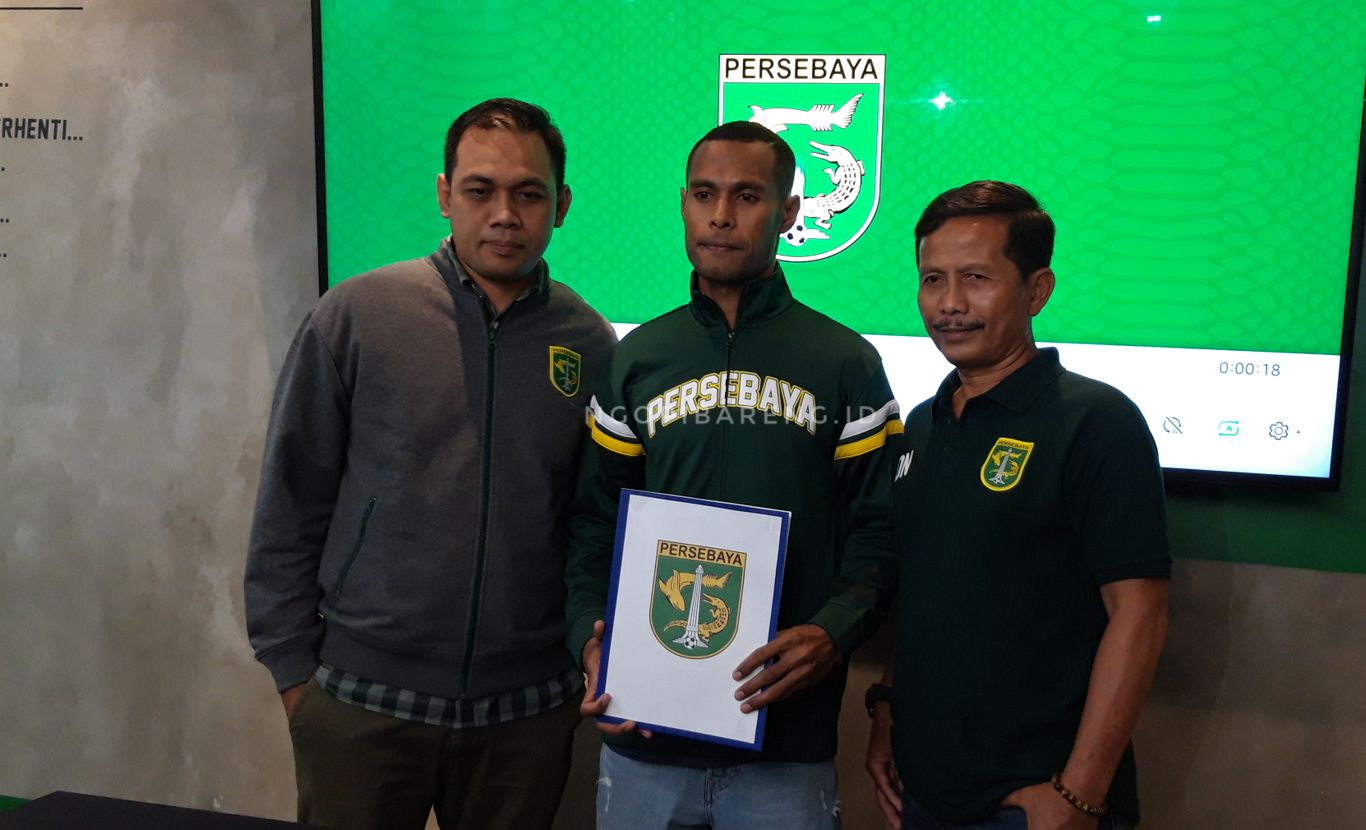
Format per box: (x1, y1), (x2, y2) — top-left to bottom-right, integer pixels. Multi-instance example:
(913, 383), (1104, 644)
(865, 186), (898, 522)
(460, 309), (501, 697)
(720, 327), (736, 500)
(333, 496), (377, 597)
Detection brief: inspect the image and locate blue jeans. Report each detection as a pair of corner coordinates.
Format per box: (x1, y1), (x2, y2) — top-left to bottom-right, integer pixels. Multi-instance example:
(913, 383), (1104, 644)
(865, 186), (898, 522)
(901, 796), (1135, 830)
(596, 746), (840, 830)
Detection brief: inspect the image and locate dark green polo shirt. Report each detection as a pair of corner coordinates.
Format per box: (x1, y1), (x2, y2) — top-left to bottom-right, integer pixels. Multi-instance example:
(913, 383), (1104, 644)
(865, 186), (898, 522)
(890, 347), (1170, 824)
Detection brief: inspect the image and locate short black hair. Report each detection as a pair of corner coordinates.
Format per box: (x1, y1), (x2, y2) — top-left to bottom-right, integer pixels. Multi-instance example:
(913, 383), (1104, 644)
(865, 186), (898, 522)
(685, 121), (796, 195)
(914, 181), (1055, 279)
(443, 98), (567, 189)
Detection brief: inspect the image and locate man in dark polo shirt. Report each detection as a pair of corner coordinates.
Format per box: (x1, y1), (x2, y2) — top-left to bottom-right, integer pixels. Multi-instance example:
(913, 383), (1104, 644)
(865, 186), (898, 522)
(865, 181), (1170, 830)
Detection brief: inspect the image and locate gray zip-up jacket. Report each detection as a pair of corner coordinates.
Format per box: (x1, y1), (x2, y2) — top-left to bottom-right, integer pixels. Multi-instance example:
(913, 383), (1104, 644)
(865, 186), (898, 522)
(245, 240), (616, 698)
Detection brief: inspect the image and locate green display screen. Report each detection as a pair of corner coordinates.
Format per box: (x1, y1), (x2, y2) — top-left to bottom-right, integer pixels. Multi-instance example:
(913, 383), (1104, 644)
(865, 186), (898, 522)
(317, 0), (1365, 483)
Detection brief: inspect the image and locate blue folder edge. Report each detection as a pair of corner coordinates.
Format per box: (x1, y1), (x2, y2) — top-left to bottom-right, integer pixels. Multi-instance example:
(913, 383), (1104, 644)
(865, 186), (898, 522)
(594, 488), (792, 751)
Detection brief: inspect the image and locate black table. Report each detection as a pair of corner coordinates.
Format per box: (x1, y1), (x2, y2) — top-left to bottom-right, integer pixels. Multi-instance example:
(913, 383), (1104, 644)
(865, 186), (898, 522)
(0, 791), (319, 829)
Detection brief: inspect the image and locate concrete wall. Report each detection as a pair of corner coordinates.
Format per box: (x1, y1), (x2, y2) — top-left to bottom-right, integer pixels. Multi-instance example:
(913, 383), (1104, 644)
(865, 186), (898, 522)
(0, 0), (315, 816)
(3, 2), (1365, 829)
(1137, 560), (1366, 827)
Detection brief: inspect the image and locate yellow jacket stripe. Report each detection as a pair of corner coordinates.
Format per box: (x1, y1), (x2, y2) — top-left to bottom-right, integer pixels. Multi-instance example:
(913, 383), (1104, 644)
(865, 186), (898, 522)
(834, 419), (904, 461)
(589, 413), (646, 457)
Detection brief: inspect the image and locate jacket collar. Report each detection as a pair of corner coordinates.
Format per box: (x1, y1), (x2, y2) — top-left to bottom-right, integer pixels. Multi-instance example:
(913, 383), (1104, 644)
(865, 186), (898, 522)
(687, 265), (796, 329)
(429, 236), (548, 307)
(933, 347), (1064, 416)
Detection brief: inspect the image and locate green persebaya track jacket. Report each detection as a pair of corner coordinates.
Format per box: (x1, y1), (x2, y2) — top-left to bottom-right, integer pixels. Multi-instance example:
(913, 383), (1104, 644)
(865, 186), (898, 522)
(565, 268), (901, 764)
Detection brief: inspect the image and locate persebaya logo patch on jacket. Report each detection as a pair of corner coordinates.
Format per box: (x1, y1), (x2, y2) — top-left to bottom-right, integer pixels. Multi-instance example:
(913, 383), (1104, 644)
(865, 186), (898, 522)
(651, 540), (745, 659)
(980, 438), (1034, 492)
(720, 54), (884, 262)
(549, 346), (581, 397)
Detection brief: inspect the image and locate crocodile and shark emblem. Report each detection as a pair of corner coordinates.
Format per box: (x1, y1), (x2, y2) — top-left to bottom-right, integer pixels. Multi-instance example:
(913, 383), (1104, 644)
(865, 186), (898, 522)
(721, 54), (885, 262)
(651, 540), (746, 659)
(980, 437), (1035, 492)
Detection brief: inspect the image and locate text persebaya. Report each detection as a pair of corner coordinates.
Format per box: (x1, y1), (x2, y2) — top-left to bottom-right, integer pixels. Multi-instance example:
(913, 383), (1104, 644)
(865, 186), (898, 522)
(656, 540), (746, 566)
(721, 56), (881, 82)
(644, 372), (819, 437)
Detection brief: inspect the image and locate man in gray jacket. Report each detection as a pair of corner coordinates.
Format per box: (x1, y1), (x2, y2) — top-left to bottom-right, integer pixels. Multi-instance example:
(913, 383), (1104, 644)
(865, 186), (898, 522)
(245, 98), (616, 830)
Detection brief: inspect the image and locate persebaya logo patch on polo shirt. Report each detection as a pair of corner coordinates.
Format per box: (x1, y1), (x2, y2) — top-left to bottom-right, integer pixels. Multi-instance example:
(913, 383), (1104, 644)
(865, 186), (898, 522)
(651, 540), (745, 659)
(980, 438), (1035, 492)
(719, 54), (885, 262)
(549, 346), (581, 397)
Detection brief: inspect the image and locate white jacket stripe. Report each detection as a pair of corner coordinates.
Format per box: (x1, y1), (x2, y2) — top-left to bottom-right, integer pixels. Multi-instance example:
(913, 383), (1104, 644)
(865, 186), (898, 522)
(589, 395), (640, 442)
(838, 399), (901, 442)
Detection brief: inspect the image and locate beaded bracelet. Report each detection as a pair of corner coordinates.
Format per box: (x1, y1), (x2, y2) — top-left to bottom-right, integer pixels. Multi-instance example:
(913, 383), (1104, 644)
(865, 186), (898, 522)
(1051, 773), (1107, 817)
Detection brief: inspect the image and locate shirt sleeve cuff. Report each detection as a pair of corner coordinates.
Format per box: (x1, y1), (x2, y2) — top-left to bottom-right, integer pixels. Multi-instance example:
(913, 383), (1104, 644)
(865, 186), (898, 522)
(568, 612), (604, 671)
(808, 604), (865, 658)
(258, 641), (320, 693)
(1094, 559), (1172, 585)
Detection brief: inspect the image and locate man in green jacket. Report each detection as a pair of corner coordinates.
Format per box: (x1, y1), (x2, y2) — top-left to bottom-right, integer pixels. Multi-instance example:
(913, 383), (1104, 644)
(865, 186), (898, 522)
(565, 121), (900, 829)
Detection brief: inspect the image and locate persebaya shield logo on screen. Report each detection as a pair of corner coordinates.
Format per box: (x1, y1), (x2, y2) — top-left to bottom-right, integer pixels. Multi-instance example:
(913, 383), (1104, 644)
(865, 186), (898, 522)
(549, 346), (581, 397)
(980, 437), (1035, 492)
(720, 54), (885, 262)
(651, 540), (746, 659)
